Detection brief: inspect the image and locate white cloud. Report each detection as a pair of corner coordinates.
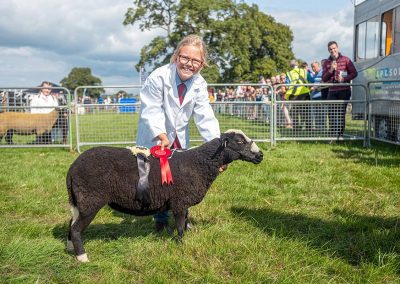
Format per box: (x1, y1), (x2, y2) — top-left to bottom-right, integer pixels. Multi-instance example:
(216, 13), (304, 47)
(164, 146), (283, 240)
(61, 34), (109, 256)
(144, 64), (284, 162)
(266, 3), (354, 65)
(0, 0), (163, 86)
(0, 0), (355, 86)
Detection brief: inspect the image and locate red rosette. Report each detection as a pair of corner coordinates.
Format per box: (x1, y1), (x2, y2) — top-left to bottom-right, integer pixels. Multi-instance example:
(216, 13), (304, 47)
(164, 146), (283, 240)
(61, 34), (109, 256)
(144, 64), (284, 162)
(150, 145), (173, 185)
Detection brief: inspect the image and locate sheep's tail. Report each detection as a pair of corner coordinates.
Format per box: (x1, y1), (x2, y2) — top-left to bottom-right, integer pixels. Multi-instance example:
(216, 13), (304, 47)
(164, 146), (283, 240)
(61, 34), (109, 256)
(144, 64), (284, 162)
(66, 169), (77, 206)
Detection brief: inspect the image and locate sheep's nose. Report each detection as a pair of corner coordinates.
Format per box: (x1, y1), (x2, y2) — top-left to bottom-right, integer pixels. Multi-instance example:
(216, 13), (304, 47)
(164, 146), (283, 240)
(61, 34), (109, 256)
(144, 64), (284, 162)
(255, 151), (263, 163)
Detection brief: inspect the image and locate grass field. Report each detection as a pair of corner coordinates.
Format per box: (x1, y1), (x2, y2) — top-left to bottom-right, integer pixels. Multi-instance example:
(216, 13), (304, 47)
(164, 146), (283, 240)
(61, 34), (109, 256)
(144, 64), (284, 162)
(0, 139), (399, 283)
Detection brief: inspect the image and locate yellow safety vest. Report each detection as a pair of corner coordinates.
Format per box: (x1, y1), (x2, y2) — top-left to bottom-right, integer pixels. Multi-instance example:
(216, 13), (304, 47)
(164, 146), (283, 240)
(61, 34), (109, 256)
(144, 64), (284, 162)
(286, 67), (310, 98)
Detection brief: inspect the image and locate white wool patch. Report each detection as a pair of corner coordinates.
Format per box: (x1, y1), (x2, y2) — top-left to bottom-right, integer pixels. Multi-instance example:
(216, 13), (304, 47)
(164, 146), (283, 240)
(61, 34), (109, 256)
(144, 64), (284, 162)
(76, 253), (89, 263)
(250, 142), (260, 153)
(224, 129), (260, 152)
(70, 206), (79, 226)
(127, 146), (150, 157)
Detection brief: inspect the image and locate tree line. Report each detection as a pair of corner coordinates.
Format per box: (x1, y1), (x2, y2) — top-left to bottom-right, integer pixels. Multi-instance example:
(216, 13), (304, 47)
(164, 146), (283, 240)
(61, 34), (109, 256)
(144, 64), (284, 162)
(123, 0), (295, 83)
(61, 0), (295, 97)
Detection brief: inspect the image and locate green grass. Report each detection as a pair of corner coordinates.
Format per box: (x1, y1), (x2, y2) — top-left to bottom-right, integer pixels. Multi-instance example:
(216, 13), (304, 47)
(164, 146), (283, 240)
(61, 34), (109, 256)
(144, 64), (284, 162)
(0, 141), (399, 283)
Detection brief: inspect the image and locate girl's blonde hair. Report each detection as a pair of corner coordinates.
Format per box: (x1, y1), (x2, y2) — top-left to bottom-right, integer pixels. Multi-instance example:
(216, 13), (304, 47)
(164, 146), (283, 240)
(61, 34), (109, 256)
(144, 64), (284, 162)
(170, 34), (209, 67)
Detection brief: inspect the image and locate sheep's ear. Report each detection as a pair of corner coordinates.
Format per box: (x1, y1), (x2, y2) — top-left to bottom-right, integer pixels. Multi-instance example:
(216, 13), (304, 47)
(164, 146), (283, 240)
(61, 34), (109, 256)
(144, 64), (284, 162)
(221, 137), (229, 148)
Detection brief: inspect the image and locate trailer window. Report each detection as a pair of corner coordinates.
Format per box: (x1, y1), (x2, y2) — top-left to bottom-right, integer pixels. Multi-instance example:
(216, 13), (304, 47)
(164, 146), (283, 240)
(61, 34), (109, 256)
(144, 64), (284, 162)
(394, 7), (400, 53)
(366, 17), (380, 58)
(381, 10), (393, 56)
(356, 22), (366, 60)
(356, 16), (379, 60)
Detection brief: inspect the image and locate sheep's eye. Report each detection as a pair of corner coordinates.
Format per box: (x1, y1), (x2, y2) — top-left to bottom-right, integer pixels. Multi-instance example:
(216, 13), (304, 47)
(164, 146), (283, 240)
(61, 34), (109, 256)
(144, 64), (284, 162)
(237, 140), (244, 144)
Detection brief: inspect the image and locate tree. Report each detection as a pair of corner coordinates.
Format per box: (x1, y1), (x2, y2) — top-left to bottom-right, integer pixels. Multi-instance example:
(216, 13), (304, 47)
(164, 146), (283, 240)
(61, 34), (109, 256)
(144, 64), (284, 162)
(60, 67), (104, 98)
(123, 0), (294, 82)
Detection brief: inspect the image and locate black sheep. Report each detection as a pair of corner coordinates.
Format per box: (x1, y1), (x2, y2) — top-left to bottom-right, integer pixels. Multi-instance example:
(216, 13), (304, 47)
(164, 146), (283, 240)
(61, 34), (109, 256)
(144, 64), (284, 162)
(66, 129), (263, 262)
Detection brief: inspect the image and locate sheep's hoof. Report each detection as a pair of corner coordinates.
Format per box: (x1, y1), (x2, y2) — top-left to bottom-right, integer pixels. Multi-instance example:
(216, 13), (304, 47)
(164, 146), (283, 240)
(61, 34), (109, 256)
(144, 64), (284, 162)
(185, 222), (194, 231)
(66, 240), (74, 253)
(173, 235), (184, 244)
(76, 253), (89, 263)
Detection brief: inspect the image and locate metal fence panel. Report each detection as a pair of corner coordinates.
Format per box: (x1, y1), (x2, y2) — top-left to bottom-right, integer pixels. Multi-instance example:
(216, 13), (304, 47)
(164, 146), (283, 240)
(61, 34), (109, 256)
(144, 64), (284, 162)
(274, 100), (366, 142)
(367, 80), (400, 145)
(10, 82), (398, 151)
(73, 83), (374, 151)
(0, 87), (72, 149)
(74, 84), (273, 152)
(74, 85), (143, 152)
(207, 83), (273, 144)
(272, 83), (368, 146)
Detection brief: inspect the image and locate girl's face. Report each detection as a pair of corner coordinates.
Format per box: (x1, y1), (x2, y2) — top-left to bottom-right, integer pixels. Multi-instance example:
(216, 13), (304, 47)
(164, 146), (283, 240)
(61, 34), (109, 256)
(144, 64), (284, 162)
(175, 45), (203, 81)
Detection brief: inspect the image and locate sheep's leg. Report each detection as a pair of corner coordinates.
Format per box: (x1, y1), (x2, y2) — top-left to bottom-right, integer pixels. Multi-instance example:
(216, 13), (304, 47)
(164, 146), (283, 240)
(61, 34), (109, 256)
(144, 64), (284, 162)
(5, 130), (13, 145)
(173, 211), (186, 243)
(69, 210), (98, 262)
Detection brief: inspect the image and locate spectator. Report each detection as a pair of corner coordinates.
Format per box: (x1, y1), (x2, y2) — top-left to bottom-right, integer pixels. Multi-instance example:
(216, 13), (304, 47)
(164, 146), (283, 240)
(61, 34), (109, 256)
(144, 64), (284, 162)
(245, 85), (256, 119)
(216, 88), (224, 102)
(30, 81), (58, 114)
(235, 83), (246, 117)
(270, 76), (277, 87)
(320, 59), (329, 100)
(254, 87), (263, 120)
(104, 96), (112, 111)
(259, 75), (266, 84)
(277, 73), (292, 128)
(30, 81), (59, 144)
(208, 88), (215, 103)
(310, 60), (326, 130)
(225, 87), (235, 115)
(322, 41), (358, 138)
(83, 96), (92, 113)
(136, 34), (220, 232)
(285, 59), (314, 130)
(215, 88), (225, 114)
(117, 92), (125, 103)
(261, 86), (270, 123)
(302, 62), (313, 77)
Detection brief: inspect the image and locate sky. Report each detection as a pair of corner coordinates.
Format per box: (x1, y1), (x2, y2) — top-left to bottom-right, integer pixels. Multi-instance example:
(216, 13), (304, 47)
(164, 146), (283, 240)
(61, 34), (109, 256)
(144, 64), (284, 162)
(0, 0), (355, 88)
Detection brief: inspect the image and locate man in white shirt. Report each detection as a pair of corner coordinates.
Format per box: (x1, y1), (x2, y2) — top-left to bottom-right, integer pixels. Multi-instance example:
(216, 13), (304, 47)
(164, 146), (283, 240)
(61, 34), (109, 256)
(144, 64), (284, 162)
(30, 81), (59, 114)
(30, 81), (59, 143)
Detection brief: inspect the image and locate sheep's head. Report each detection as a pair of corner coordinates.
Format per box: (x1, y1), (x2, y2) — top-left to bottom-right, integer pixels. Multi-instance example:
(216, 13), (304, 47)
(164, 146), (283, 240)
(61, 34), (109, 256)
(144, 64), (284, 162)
(220, 129), (263, 164)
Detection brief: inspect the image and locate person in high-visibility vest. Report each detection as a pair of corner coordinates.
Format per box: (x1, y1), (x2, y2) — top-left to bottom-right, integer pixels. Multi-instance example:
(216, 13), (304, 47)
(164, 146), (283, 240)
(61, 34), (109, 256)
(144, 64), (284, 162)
(285, 59), (314, 130)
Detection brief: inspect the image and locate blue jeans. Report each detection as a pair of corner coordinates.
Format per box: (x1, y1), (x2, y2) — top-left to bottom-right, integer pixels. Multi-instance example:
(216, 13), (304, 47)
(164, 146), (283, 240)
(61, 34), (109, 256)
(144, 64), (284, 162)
(154, 210), (169, 224)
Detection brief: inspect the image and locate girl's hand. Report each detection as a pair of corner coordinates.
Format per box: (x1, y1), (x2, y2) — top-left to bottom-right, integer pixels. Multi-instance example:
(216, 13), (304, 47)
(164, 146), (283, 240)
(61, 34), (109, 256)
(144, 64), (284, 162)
(158, 133), (170, 150)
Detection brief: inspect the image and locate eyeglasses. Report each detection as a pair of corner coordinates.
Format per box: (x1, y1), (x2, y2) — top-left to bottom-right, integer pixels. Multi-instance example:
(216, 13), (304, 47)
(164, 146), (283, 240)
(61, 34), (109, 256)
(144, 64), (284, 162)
(178, 55), (203, 68)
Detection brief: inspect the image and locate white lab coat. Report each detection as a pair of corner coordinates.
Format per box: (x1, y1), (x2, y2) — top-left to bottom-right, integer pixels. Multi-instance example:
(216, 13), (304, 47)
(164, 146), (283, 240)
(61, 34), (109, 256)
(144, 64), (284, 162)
(136, 63), (220, 149)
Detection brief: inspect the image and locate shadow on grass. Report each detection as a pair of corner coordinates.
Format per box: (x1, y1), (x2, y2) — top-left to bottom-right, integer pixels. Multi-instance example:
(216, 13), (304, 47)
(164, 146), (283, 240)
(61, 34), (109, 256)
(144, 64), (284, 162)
(232, 206), (400, 270)
(328, 140), (400, 167)
(52, 212), (155, 243)
(52, 208), (210, 243)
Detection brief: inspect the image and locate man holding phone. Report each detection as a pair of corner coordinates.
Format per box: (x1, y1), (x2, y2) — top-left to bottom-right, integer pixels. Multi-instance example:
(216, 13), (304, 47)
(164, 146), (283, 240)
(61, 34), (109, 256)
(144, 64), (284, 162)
(322, 41), (358, 139)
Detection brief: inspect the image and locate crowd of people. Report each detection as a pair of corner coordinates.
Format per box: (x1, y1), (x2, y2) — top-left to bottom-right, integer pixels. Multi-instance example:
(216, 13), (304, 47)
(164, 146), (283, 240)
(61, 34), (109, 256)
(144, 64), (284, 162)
(207, 41), (358, 138)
